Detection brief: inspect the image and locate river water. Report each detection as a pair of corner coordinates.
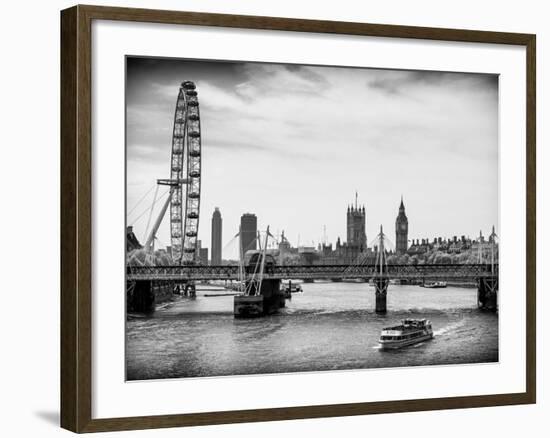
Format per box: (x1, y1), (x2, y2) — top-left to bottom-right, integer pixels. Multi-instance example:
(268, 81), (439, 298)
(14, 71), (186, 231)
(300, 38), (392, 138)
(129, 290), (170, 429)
(126, 282), (498, 380)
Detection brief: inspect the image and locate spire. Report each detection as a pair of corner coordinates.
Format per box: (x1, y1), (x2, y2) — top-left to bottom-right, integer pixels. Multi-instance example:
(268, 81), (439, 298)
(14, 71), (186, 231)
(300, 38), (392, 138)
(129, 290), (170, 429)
(400, 195), (405, 210)
(489, 225), (497, 243)
(355, 190), (358, 210)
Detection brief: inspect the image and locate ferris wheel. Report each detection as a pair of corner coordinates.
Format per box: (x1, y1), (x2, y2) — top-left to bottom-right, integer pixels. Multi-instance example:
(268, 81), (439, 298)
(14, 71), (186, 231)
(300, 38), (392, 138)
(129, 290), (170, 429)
(153, 81), (202, 264)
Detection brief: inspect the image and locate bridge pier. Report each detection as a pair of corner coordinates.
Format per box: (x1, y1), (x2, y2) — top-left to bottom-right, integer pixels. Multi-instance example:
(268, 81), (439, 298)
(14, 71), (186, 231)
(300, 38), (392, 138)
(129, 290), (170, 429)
(234, 278), (284, 317)
(127, 280), (174, 313)
(478, 276), (498, 311)
(374, 278), (389, 314)
(184, 283), (196, 298)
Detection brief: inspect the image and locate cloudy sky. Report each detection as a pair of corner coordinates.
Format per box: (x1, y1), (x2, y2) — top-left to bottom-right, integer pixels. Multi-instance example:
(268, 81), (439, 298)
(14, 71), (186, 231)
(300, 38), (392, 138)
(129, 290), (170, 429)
(126, 57), (498, 256)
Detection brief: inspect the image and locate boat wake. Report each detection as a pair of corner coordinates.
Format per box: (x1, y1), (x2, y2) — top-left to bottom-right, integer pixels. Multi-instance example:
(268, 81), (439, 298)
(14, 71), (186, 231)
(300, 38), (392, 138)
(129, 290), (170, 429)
(433, 319), (466, 337)
(410, 341), (429, 348)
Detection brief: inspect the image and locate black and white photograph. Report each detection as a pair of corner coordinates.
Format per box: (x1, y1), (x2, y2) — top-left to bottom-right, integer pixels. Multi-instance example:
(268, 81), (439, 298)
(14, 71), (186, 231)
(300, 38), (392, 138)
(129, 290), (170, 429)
(125, 56), (499, 381)
(0, 0), (542, 435)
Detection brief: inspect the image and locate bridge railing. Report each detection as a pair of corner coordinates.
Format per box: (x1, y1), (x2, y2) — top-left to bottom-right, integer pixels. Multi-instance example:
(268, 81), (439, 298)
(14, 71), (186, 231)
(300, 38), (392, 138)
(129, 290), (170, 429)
(126, 263), (498, 282)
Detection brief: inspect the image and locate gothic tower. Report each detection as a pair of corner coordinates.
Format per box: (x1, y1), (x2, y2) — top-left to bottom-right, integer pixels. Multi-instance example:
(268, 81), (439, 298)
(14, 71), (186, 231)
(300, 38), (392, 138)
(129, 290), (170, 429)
(346, 193), (367, 251)
(395, 196), (408, 255)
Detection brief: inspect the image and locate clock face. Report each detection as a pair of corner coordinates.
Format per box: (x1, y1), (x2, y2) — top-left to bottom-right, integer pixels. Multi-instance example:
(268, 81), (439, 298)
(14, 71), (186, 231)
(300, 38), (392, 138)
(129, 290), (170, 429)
(401, 224), (407, 231)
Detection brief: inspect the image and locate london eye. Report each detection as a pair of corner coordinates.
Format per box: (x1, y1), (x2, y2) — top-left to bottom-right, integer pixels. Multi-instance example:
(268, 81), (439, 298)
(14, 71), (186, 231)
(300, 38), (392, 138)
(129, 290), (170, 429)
(139, 81), (202, 265)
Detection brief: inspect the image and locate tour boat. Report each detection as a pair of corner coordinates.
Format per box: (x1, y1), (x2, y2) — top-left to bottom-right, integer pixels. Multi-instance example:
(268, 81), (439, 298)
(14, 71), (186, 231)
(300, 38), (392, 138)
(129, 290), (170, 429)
(421, 281), (447, 289)
(378, 319), (434, 350)
(282, 281), (303, 298)
(285, 282), (303, 293)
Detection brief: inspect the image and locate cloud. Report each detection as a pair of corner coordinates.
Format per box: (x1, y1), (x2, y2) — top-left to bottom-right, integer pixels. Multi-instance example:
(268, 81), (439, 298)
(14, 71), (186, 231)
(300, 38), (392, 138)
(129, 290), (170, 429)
(199, 81), (249, 111)
(234, 63), (330, 98)
(367, 70), (497, 98)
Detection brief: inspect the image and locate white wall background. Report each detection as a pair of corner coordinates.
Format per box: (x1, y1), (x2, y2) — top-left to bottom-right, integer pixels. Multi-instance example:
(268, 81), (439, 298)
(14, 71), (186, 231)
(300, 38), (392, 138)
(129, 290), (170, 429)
(0, 0), (546, 437)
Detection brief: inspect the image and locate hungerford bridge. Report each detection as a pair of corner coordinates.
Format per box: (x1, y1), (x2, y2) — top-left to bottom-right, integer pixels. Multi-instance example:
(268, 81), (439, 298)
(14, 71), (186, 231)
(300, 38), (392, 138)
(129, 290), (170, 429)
(128, 222), (499, 314)
(127, 81), (499, 315)
(127, 263), (499, 283)
(127, 252), (499, 314)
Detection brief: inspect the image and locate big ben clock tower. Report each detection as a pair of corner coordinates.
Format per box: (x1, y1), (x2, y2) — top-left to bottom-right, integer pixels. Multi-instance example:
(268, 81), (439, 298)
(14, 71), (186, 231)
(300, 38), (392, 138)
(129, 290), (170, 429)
(395, 196), (408, 255)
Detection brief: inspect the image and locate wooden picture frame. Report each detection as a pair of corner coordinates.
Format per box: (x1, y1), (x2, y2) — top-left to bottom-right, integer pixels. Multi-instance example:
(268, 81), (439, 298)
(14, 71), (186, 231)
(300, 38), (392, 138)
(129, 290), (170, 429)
(60, 4), (536, 433)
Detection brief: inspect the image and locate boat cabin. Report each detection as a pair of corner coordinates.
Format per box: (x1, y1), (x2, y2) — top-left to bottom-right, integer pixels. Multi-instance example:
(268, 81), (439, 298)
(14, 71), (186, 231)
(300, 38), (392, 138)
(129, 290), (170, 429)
(380, 319), (432, 341)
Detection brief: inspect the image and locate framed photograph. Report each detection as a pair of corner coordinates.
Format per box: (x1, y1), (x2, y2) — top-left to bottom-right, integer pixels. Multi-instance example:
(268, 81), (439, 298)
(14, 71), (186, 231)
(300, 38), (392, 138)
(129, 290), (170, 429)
(60, 4), (536, 433)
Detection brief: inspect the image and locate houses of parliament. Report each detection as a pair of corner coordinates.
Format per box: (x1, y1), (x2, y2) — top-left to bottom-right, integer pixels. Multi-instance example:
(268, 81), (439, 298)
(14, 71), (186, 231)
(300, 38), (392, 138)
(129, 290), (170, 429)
(317, 194), (408, 264)
(317, 194), (493, 265)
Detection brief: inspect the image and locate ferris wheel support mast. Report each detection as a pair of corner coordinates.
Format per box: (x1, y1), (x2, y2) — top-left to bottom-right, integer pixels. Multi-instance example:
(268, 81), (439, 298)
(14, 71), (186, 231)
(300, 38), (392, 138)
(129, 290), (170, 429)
(144, 191), (172, 253)
(143, 177), (190, 253)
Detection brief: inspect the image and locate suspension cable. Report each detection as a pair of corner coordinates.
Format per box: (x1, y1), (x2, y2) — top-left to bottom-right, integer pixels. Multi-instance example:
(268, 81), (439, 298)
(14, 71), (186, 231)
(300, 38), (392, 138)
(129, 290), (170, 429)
(127, 183), (156, 218)
(128, 189), (170, 229)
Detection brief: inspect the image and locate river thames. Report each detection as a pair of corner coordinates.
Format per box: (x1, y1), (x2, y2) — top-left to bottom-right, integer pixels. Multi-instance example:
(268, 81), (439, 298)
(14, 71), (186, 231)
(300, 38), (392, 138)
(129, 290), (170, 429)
(126, 282), (498, 380)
